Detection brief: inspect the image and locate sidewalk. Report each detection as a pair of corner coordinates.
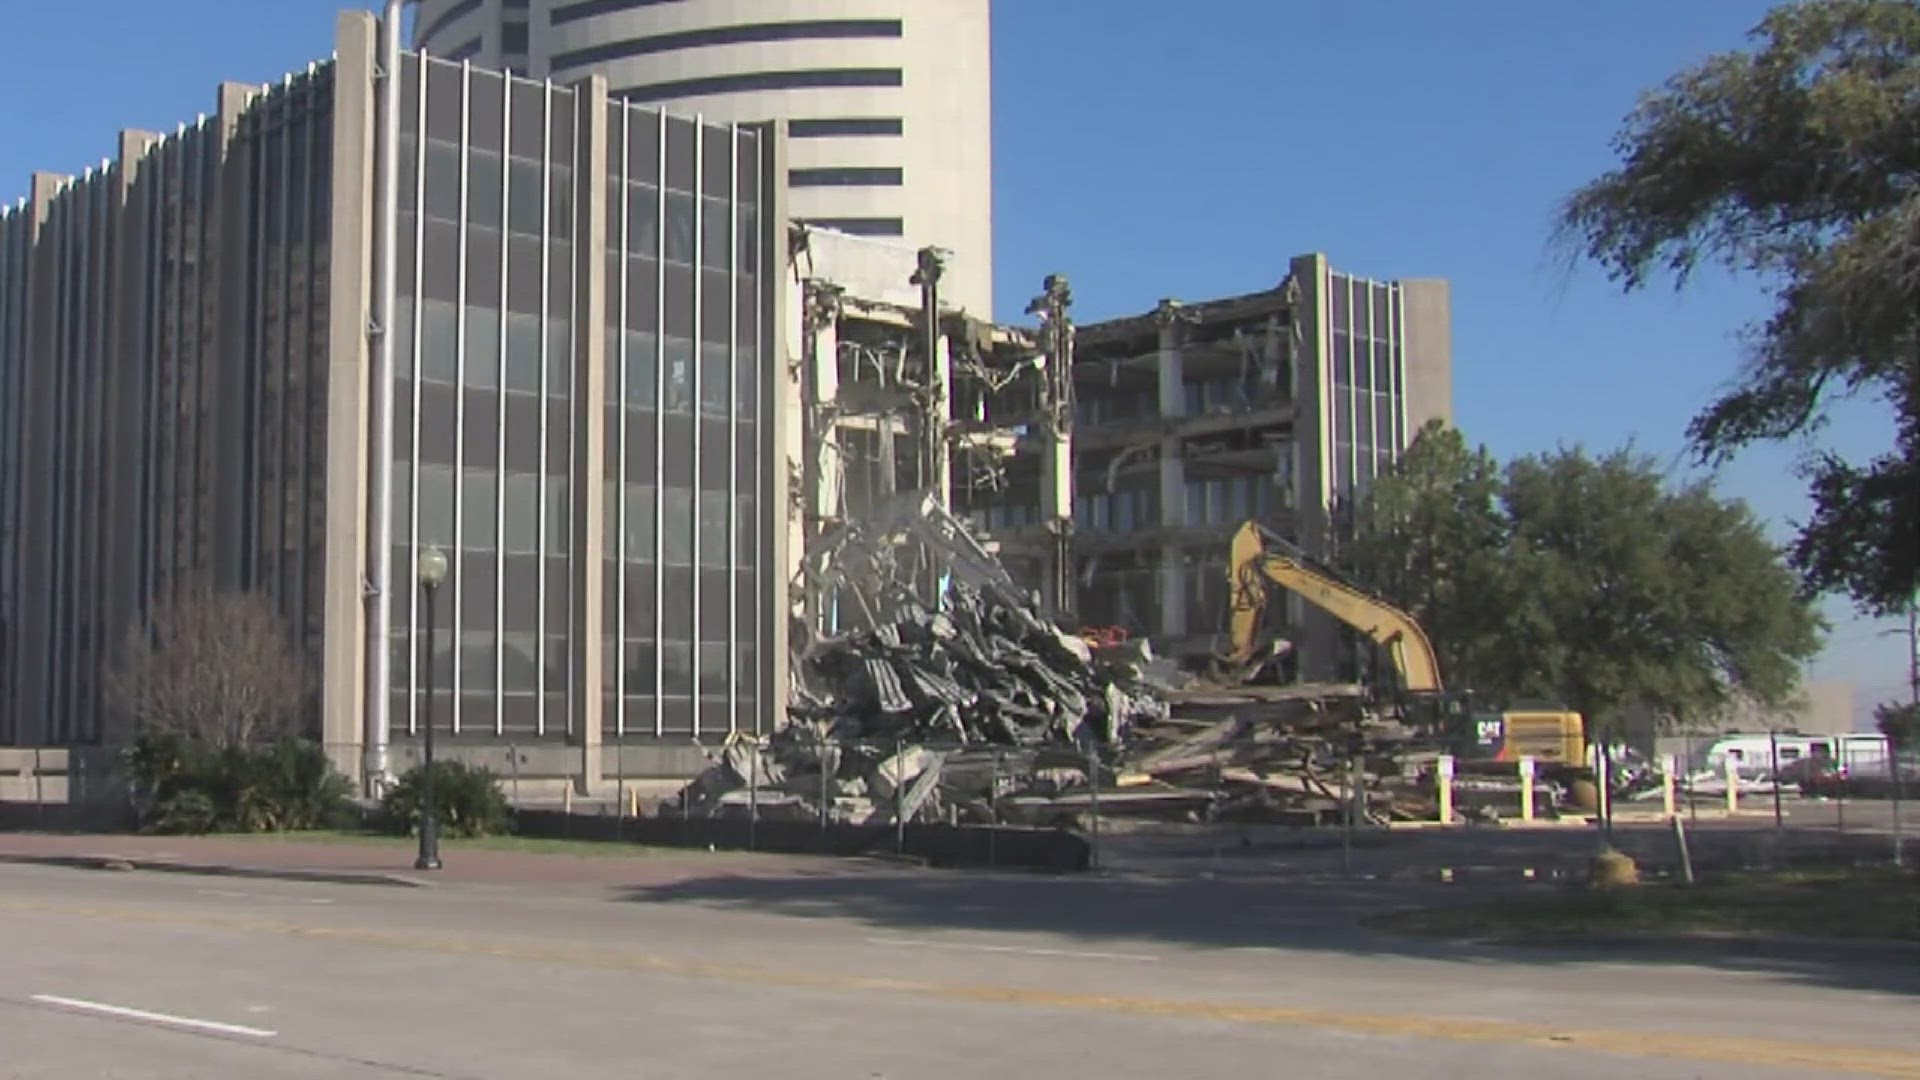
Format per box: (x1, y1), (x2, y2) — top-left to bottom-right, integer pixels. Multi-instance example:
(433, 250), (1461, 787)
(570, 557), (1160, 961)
(0, 831), (885, 891)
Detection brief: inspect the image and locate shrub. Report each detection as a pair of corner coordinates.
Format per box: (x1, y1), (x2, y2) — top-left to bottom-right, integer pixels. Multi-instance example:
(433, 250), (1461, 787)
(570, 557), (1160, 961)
(379, 761), (511, 839)
(124, 733), (355, 835)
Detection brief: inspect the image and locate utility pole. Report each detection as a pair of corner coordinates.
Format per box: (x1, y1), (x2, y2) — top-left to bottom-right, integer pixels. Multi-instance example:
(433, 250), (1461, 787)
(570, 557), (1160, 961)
(1908, 601), (1917, 709)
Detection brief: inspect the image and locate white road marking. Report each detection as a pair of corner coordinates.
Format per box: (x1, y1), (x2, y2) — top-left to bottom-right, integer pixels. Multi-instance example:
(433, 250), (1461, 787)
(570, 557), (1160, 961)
(31, 995), (278, 1038)
(863, 937), (1157, 962)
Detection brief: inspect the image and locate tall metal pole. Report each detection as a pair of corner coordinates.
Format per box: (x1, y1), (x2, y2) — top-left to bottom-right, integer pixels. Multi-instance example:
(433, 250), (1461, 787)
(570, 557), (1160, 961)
(365, 0), (408, 794)
(416, 576), (441, 871)
(1893, 600), (1915, 868)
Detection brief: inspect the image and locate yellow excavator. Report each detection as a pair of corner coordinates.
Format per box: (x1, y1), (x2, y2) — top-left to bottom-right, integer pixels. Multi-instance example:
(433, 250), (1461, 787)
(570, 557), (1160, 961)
(1220, 521), (1586, 772)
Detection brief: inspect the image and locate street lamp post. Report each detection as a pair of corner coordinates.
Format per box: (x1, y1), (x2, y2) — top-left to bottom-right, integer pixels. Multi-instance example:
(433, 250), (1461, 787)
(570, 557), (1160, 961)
(416, 545), (448, 872)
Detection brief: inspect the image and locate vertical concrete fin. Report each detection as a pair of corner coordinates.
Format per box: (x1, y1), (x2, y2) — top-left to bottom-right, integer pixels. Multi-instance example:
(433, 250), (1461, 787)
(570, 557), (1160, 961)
(1399, 278), (1453, 436)
(322, 9), (380, 779)
(15, 172), (71, 743)
(573, 74), (609, 790)
(763, 118), (791, 733)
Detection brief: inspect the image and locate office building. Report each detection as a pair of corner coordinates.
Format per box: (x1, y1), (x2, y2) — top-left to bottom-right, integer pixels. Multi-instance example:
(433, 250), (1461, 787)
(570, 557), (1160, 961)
(414, 0), (995, 314)
(0, 12), (787, 787)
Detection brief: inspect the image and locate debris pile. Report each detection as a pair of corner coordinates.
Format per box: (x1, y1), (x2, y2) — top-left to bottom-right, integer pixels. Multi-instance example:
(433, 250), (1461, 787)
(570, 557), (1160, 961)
(790, 581), (1170, 748)
(668, 491), (1447, 829)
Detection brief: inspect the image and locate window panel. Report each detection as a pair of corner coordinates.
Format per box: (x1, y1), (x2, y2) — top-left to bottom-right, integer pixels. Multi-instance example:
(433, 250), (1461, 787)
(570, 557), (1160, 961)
(469, 150), (504, 230)
(699, 342), (729, 417)
(664, 336), (693, 413)
(624, 482), (656, 562)
(543, 635), (569, 692)
(469, 71), (505, 151)
(461, 631), (497, 692)
(420, 302), (459, 383)
(545, 481), (569, 553)
(503, 472), (538, 553)
(625, 330), (658, 408)
(462, 468), (499, 551)
(700, 197), (730, 273)
(504, 311), (541, 392)
(625, 182), (660, 255)
(546, 318), (572, 398)
(698, 490), (727, 567)
(394, 297), (417, 378)
(507, 157), (542, 235)
(500, 631), (538, 692)
(736, 204), (758, 275)
(423, 139), (461, 221)
(464, 305), (501, 388)
(665, 191), (695, 264)
(662, 487), (692, 565)
(419, 463), (456, 547)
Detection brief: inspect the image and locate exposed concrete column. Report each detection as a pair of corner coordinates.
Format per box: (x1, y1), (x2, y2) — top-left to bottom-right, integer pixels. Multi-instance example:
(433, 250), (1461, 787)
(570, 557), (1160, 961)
(1153, 300), (1188, 641)
(321, 11), (378, 783)
(15, 171), (70, 744)
(103, 130), (161, 747)
(1288, 252), (1342, 683)
(932, 331), (954, 512)
(788, 279), (834, 629)
(762, 125), (792, 732)
(572, 75), (610, 793)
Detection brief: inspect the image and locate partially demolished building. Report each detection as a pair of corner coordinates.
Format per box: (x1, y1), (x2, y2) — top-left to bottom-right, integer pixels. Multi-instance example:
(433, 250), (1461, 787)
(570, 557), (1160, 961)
(784, 236), (1453, 686)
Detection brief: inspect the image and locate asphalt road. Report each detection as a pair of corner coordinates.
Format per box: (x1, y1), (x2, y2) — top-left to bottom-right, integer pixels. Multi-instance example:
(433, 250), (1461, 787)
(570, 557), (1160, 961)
(0, 862), (1915, 1079)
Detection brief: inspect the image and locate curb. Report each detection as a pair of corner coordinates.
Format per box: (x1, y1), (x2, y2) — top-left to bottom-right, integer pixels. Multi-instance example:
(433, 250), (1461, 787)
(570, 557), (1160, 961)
(1396, 928), (1920, 964)
(0, 853), (428, 889)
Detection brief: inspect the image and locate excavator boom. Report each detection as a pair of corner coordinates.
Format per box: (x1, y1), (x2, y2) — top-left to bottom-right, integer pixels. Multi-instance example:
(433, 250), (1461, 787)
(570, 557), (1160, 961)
(1223, 521), (1445, 695)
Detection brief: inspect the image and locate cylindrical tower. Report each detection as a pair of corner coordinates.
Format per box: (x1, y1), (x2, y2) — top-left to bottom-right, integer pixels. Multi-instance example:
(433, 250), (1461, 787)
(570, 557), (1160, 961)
(416, 0), (994, 314)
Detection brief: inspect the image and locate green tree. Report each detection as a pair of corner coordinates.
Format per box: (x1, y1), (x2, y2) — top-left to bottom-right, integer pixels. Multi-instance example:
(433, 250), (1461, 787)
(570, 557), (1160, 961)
(1347, 420), (1535, 691)
(1350, 424), (1823, 736)
(1555, 0), (1920, 617)
(1877, 700), (1920, 750)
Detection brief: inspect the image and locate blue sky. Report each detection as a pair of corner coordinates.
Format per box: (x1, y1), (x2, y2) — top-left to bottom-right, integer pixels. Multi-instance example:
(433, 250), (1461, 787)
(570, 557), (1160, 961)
(0, 2), (1908, 723)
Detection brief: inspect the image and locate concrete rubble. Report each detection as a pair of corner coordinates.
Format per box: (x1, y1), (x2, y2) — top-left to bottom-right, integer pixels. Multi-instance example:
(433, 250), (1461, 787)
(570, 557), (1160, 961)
(667, 497), (1456, 829)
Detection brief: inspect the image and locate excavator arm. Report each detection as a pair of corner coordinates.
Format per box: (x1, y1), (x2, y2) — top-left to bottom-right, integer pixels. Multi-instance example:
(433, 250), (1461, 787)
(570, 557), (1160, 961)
(1223, 521), (1445, 695)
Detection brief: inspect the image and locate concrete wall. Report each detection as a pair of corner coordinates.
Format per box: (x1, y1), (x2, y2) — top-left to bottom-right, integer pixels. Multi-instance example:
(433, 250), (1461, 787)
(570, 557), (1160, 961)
(1400, 278), (1453, 435)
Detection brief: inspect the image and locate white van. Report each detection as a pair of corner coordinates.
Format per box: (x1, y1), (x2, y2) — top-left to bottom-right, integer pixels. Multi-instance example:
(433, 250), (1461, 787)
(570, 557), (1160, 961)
(1700, 733), (1888, 779)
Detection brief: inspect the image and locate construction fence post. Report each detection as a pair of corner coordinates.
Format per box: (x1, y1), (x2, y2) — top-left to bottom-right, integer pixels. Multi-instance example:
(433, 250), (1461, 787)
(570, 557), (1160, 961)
(1660, 754), (1677, 820)
(1891, 751), (1905, 870)
(817, 730), (830, 844)
(616, 745), (627, 842)
(1086, 740), (1101, 872)
(1518, 757), (1536, 824)
(1725, 757), (1740, 815)
(988, 750), (1001, 869)
(747, 740), (759, 852)
(1435, 755), (1454, 826)
(894, 737), (905, 857)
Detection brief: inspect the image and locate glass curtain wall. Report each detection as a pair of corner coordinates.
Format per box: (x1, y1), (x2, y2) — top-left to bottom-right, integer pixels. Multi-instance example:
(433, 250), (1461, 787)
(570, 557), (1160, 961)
(1328, 272), (1407, 504)
(601, 100), (764, 742)
(389, 54), (579, 740)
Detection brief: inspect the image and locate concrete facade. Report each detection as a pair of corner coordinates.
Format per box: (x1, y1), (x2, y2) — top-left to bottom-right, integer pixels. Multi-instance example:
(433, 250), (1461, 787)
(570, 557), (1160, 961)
(0, 13), (787, 787)
(414, 0), (995, 316)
